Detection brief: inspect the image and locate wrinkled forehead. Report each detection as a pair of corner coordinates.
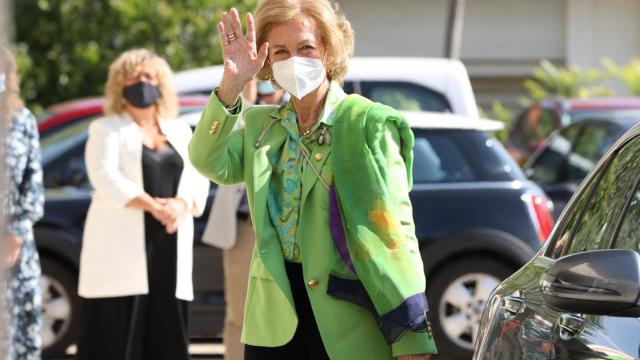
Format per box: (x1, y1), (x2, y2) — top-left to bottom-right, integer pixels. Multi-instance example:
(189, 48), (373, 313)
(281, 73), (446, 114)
(266, 15), (321, 45)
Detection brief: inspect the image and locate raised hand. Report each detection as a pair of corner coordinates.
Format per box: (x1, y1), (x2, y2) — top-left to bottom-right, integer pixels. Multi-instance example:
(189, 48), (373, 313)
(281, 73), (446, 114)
(217, 8), (269, 106)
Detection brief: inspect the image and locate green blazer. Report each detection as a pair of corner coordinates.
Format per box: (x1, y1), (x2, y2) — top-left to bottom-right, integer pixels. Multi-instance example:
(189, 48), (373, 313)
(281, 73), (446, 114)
(189, 93), (437, 359)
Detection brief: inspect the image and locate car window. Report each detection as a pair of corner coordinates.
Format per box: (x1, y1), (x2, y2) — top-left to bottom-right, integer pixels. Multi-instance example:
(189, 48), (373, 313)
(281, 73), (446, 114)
(566, 138), (640, 254)
(507, 110), (530, 150)
(566, 124), (617, 181)
(547, 137), (640, 258)
(530, 109), (557, 148)
(614, 187), (640, 252)
(412, 133), (475, 183)
(528, 125), (581, 185)
(44, 141), (90, 189)
(360, 81), (451, 112)
(40, 117), (96, 164)
(342, 80), (355, 95)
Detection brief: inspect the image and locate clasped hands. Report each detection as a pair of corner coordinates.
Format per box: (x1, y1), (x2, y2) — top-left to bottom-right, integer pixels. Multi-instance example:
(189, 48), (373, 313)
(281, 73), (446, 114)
(150, 197), (188, 234)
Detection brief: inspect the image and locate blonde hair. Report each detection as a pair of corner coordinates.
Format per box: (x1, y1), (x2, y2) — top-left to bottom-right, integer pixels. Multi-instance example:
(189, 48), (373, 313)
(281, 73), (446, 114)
(104, 49), (178, 118)
(255, 0), (354, 84)
(1, 48), (25, 124)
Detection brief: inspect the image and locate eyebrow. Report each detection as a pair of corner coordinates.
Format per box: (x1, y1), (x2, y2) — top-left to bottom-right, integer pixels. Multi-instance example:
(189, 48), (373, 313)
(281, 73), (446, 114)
(270, 40), (317, 49)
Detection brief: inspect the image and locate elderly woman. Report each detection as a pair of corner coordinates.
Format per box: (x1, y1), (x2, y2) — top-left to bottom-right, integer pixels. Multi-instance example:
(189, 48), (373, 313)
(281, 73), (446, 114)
(76, 49), (209, 360)
(1, 48), (45, 360)
(189, 1), (438, 359)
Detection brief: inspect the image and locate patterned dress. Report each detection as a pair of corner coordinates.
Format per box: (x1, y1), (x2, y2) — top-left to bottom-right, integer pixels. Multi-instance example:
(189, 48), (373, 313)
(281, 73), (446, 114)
(2, 108), (45, 360)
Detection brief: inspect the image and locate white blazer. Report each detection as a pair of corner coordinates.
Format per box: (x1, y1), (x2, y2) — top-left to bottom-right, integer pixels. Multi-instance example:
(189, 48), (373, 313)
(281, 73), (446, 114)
(201, 118), (246, 250)
(201, 183), (244, 249)
(78, 114), (209, 300)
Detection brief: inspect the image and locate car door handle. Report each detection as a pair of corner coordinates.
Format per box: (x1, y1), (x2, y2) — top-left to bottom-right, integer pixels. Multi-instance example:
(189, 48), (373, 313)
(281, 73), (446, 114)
(501, 295), (525, 317)
(557, 313), (585, 340)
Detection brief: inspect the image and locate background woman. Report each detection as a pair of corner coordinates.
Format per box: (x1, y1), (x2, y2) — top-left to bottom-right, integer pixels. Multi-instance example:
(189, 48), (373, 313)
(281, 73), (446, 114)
(76, 48), (209, 360)
(189, 1), (437, 359)
(1, 47), (45, 360)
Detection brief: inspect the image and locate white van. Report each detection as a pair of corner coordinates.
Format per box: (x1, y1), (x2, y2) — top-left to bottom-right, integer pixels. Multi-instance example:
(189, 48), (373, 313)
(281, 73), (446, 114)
(174, 57), (478, 117)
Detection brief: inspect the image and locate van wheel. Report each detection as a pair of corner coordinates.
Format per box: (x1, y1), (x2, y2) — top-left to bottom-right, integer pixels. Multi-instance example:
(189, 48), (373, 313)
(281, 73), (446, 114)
(40, 257), (79, 358)
(426, 257), (512, 359)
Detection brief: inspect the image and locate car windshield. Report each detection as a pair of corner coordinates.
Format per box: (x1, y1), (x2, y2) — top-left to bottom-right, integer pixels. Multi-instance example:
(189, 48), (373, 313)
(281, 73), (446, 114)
(41, 117), (96, 164)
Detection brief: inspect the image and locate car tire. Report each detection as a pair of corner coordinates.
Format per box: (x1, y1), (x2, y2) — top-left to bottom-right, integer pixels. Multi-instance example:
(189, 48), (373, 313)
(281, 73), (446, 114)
(40, 257), (80, 358)
(426, 257), (512, 359)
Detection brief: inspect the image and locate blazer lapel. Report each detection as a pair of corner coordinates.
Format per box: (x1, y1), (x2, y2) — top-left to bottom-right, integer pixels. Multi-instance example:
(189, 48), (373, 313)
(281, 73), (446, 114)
(299, 133), (333, 212)
(251, 122), (287, 253)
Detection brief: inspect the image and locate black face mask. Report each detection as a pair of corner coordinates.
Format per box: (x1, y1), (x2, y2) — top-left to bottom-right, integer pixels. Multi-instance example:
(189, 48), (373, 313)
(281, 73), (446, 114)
(122, 81), (161, 109)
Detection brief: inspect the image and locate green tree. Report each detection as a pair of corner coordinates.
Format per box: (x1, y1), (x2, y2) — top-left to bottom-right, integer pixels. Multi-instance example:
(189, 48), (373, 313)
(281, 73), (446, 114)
(521, 59), (613, 106)
(603, 58), (640, 96)
(13, 0), (257, 113)
(484, 59), (614, 139)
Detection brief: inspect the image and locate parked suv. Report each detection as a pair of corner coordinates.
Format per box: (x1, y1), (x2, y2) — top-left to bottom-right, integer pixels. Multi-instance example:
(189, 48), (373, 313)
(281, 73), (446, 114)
(524, 110), (640, 218)
(174, 57), (479, 117)
(474, 122), (640, 359)
(35, 109), (550, 358)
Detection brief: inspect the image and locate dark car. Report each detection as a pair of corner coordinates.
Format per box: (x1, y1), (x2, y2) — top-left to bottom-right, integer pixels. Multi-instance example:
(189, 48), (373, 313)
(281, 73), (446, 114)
(505, 97), (640, 164)
(36, 110), (551, 358)
(524, 110), (640, 218)
(474, 122), (640, 360)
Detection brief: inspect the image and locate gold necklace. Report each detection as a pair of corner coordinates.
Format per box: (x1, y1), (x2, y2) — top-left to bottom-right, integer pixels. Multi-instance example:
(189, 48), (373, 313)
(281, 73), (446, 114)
(299, 119), (319, 136)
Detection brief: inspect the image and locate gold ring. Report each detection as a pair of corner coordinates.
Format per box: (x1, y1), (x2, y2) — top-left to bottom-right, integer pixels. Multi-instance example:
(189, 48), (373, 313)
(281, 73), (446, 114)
(227, 33), (236, 42)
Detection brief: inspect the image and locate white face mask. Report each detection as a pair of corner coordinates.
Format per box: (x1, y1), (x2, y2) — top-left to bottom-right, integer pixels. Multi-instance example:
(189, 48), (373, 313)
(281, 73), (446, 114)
(272, 56), (326, 100)
(0, 73), (6, 94)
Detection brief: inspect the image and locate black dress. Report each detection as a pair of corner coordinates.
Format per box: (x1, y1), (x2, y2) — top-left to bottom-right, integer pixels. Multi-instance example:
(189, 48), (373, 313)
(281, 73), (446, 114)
(77, 143), (190, 360)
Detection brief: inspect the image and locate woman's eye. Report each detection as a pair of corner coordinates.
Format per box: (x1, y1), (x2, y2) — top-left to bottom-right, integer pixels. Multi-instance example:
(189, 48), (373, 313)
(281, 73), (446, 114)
(301, 45), (315, 50)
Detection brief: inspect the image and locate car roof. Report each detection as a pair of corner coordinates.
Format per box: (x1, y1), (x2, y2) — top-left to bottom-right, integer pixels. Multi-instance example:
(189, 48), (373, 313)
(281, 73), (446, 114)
(173, 57), (465, 93)
(564, 109), (640, 130)
(39, 96), (209, 133)
(179, 109), (503, 132)
(540, 97), (640, 112)
(173, 57), (479, 118)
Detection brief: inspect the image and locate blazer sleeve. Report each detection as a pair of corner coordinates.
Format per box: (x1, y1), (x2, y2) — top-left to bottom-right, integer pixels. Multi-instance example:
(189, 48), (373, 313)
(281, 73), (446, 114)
(189, 92), (246, 185)
(85, 119), (145, 208)
(369, 119), (437, 356)
(174, 121), (210, 218)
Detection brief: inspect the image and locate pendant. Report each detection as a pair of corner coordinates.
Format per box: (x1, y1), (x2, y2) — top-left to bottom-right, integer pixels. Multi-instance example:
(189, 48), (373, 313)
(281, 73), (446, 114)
(317, 126), (330, 146)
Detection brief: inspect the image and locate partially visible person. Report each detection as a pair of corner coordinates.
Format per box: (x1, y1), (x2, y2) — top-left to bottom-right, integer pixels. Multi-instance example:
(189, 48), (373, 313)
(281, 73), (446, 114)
(256, 79), (287, 105)
(201, 78), (286, 360)
(1, 47), (45, 360)
(76, 48), (209, 360)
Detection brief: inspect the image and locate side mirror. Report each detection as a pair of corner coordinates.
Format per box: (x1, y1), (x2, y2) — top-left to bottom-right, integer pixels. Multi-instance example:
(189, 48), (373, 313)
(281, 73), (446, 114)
(540, 249), (640, 317)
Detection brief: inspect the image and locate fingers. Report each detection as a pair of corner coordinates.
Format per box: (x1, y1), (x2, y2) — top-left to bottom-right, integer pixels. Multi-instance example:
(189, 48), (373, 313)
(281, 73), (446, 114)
(230, 8), (244, 41)
(218, 21), (228, 47)
(165, 221), (178, 234)
(246, 12), (256, 43)
(222, 11), (234, 39)
(257, 42), (269, 64)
